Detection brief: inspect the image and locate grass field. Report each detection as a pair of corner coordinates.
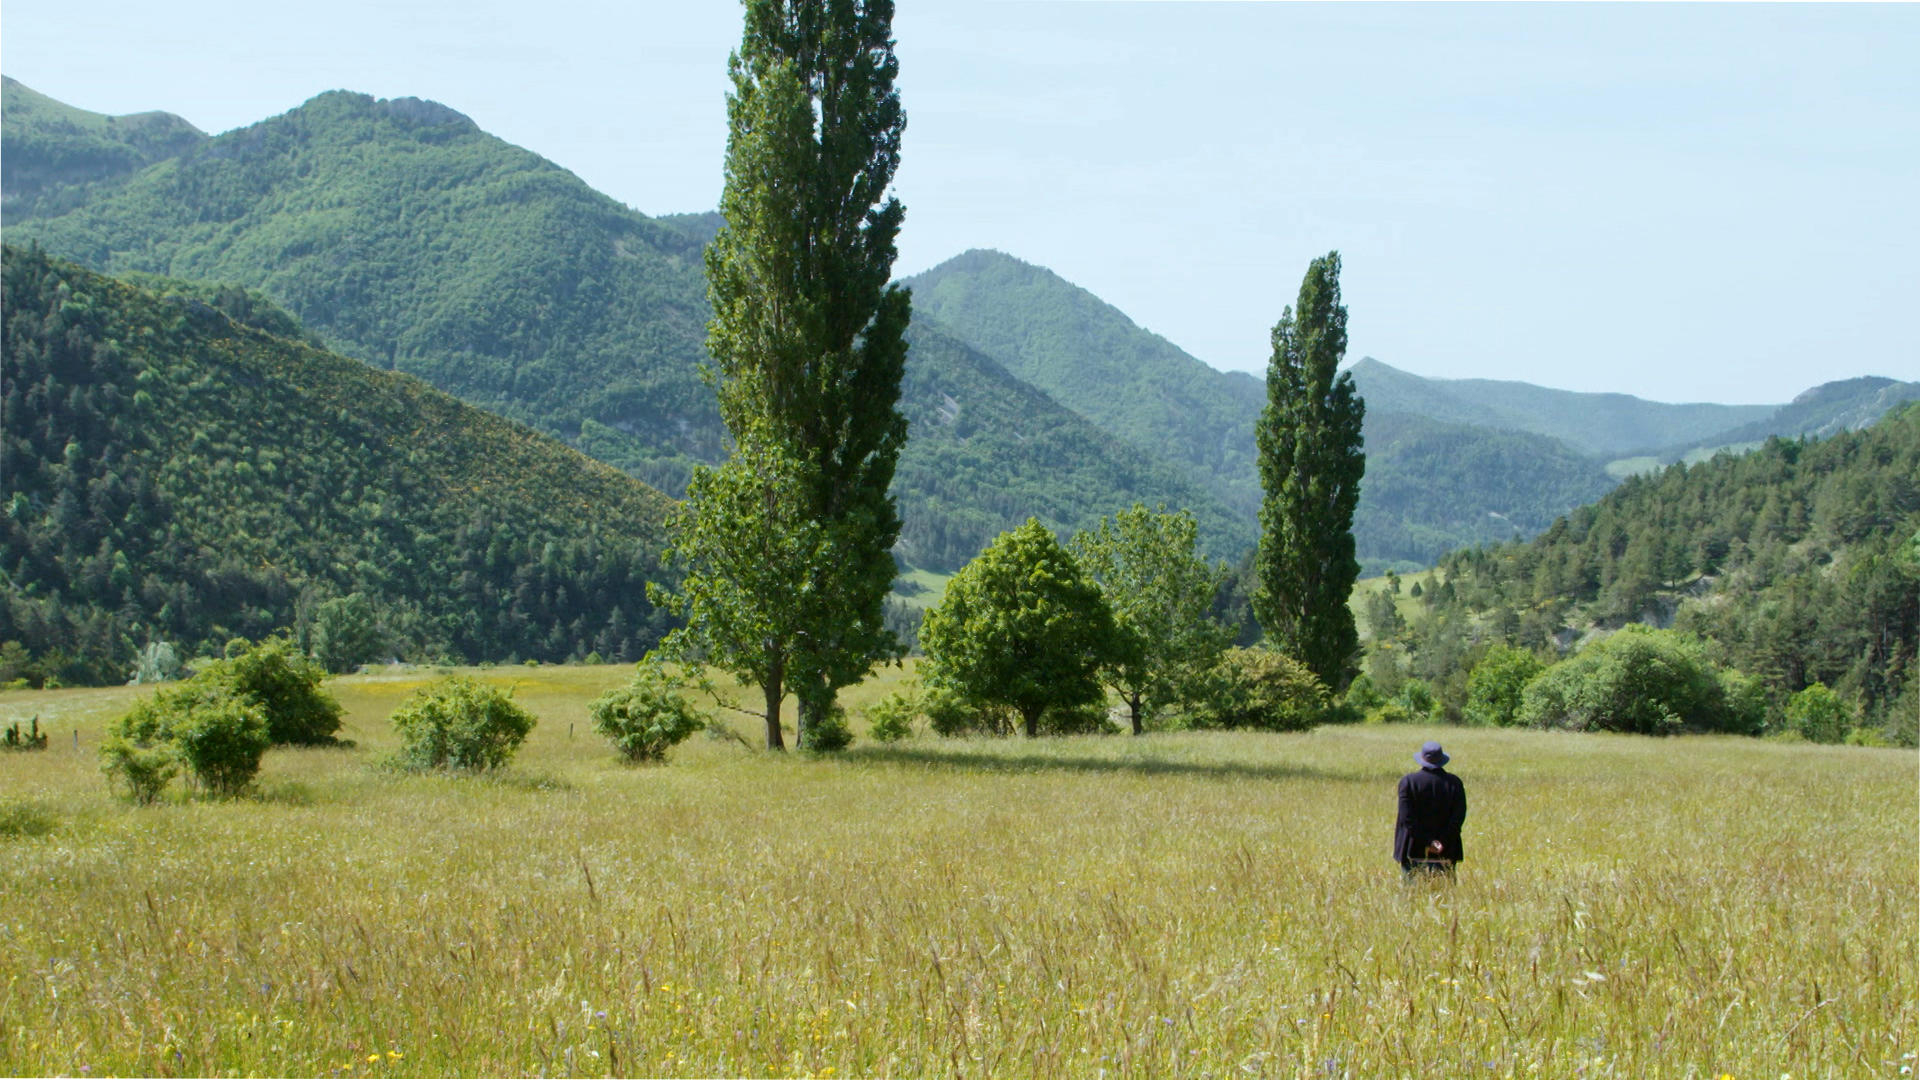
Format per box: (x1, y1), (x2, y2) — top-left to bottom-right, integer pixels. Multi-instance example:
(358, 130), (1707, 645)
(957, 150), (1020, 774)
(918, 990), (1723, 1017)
(2, 663), (1914, 1077)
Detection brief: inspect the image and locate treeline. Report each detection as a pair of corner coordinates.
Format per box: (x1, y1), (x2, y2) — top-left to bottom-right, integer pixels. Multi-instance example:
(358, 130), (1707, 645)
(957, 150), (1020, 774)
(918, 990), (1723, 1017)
(1364, 405), (1920, 741)
(1, 246), (675, 685)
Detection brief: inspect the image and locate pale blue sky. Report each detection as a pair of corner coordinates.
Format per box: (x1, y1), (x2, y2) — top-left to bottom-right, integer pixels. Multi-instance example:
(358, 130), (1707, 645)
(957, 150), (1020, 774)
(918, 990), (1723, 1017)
(4, 2), (1915, 404)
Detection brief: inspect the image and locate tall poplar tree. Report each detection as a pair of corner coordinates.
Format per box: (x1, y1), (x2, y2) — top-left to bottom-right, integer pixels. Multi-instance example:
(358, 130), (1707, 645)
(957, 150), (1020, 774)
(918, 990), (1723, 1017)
(1254, 252), (1366, 691)
(674, 0), (911, 749)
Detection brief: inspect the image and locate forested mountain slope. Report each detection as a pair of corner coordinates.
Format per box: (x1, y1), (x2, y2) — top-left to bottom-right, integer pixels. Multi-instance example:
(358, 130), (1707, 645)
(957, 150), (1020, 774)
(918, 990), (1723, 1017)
(6, 86), (1246, 571)
(905, 249), (1267, 514)
(1407, 405), (1920, 729)
(1, 246), (676, 684)
(1, 77), (207, 209)
(1677, 376), (1920, 454)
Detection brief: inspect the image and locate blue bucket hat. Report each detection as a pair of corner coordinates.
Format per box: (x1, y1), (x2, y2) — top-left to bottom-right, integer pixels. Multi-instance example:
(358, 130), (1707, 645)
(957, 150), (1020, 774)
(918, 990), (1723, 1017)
(1417, 740), (1449, 768)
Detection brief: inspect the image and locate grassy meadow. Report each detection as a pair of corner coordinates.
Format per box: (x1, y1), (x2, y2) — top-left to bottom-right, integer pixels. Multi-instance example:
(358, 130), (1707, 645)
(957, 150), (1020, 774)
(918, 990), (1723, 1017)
(1, 662), (1914, 1078)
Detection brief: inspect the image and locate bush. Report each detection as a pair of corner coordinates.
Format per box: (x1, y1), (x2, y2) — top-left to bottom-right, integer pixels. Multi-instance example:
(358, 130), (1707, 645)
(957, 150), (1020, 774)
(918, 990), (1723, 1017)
(1193, 647), (1328, 732)
(1364, 702), (1414, 725)
(102, 683), (268, 799)
(1394, 679), (1438, 721)
(1786, 682), (1851, 744)
(200, 636), (343, 745)
(168, 692), (271, 797)
(310, 592), (385, 674)
(100, 728), (179, 804)
(865, 689), (918, 742)
(589, 665), (703, 763)
(128, 640), (185, 684)
(1463, 645), (1544, 727)
(1516, 625), (1751, 735)
(390, 677), (536, 771)
(924, 685), (1018, 738)
(802, 704), (854, 752)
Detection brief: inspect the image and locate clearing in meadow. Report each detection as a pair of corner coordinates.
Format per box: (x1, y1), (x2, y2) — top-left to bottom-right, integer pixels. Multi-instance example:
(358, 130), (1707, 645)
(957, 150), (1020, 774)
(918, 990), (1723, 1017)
(1, 662), (1913, 1077)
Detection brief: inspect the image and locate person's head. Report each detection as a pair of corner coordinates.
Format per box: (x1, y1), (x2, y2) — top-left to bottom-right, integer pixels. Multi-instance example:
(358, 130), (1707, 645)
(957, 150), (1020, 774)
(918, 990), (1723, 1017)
(1416, 740), (1449, 769)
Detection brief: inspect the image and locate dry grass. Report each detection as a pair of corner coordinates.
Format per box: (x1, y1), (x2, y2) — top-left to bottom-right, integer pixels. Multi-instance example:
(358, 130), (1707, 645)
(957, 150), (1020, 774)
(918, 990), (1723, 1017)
(1, 662), (1913, 1077)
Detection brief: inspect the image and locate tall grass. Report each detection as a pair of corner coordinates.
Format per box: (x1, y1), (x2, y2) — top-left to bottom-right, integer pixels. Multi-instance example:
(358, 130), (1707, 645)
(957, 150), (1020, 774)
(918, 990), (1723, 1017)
(2, 663), (1913, 1077)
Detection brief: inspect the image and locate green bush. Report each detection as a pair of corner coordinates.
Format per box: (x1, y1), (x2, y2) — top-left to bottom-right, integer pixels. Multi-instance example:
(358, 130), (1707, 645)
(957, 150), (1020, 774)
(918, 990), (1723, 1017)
(1786, 682), (1852, 744)
(865, 689), (918, 743)
(168, 692), (272, 797)
(102, 683), (268, 799)
(99, 727), (179, 804)
(390, 677), (536, 771)
(589, 666), (703, 763)
(1463, 645), (1544, 727)
(199, 635), (343, 745)
(802, 704), (854, 752)
(1364, 702), (1414, 725)
(924, 685), (1018, 738)
(1193, 647), (1328, 732)
(1516, 626), (1753, 735)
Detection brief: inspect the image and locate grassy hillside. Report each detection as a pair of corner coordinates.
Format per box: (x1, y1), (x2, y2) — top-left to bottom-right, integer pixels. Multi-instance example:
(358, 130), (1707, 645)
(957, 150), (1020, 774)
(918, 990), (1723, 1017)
(0, 77), (206, 210)
(1, 246), (676, 683)
(2, 665), (1912, 1076)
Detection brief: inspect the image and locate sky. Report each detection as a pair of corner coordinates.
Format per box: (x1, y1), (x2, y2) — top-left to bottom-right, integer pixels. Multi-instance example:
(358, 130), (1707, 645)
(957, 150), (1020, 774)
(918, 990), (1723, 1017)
(4, 1), (1916, 405)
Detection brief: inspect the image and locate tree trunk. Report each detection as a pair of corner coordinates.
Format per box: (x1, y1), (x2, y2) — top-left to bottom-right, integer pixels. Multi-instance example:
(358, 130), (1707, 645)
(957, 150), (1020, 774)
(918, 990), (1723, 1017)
(763, 648), (786, 751)
(1128, 693), (1144, 736)
(1022, 707), (1041, 739)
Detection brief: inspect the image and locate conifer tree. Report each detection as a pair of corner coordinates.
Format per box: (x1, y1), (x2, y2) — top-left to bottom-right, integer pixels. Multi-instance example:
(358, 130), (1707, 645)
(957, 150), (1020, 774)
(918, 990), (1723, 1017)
(676, 0), (911, 749)
(1254, 252), (1366, 691)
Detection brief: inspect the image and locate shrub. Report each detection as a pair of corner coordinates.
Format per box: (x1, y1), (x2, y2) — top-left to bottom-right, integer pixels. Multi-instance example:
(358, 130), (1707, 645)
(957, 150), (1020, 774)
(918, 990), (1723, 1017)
(1193, 647), (1328, 732)
(128, 641), (185, 684)
(0, 798), (57, 838)
(1516, 625), (1749, 735)
(391, 677), (536, 771)
(201, 636), (343, 745)
(924, 685), (1018, 738)
(1464, 645), (1544, 727)
(1394, 679), (1438, 720)
(589, 665), (704, 763)
(1364, 702), (1414, 725)
(865, 689), (918, 743)
(99, 730), (179, 804)
(802, 704), (854, 752)
(1786, 682), (1851, 744)
(167, 692), (271, 797)
(102, 683), (269, 799)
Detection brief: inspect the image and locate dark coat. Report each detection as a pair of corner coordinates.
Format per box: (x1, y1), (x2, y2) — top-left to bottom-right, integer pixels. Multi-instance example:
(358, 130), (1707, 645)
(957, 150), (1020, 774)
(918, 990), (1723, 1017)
(1394, 766), (1467, 864)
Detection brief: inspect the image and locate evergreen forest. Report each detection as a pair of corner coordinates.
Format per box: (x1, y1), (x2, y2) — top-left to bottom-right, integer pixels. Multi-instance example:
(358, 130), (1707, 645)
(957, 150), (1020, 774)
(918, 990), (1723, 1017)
(1, 246), (675, 685)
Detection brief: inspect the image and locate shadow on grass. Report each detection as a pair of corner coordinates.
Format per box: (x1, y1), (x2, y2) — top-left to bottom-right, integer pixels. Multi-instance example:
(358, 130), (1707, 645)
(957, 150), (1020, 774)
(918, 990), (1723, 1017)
(842, 743), (1377, 784)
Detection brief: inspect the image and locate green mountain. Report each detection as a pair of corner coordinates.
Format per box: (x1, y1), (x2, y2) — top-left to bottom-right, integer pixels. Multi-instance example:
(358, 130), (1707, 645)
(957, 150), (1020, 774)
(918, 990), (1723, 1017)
(905, 249), (1266, 514)
(1, 76), (207, 210)
(1, 245), (676, 685)
(1677, 376), (1920, 453)
(902, 250), (1631, 570)
(1355, 412), (1618, 568)
(4, 84), (1247, 572)
(1343, 357), (1780, 457)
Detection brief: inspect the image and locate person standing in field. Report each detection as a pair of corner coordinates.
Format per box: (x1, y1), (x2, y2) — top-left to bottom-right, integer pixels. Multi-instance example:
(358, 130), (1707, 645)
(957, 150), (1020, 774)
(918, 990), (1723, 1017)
(1395, 740), (1467, 877)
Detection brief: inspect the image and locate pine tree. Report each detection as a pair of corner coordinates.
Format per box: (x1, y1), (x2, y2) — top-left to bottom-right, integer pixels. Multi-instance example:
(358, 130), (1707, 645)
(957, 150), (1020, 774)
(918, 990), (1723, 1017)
(1254, 252), (1366, 691)
(677, 0), (911, 749)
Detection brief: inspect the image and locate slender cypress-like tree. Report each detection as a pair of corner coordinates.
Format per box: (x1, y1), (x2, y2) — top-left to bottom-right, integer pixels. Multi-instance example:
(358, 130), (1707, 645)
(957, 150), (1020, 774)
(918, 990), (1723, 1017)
(676, 0), (911, 749)
(1254, 252), (1366, 691)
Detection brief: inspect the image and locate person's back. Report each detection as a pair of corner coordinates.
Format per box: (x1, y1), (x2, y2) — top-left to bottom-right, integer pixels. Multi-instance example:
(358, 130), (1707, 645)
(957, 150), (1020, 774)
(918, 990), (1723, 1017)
(1394, 740), (1467, 875)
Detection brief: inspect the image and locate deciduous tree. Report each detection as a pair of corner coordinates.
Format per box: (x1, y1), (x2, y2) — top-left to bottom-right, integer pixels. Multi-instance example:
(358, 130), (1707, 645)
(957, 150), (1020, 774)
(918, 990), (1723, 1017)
(921, 519), (1120, 738)
(1254, 252), (1365, 691)
(680, 0), (912, 748)
(1070, 503), (1228, 734)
